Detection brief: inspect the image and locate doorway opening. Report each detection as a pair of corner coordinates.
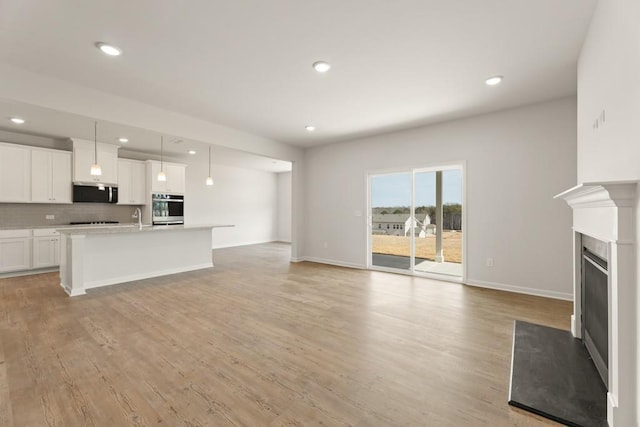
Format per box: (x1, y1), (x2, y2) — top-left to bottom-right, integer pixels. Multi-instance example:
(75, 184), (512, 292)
(368, 164), (464, 280)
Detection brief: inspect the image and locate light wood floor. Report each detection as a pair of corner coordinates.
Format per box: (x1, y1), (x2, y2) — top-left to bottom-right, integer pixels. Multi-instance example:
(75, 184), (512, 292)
(0, 243), (572, 426)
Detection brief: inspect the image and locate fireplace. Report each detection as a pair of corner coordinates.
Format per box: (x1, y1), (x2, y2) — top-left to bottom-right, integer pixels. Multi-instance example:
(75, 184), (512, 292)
(555, 181), (637, 427)
(581, 240), (608, 387)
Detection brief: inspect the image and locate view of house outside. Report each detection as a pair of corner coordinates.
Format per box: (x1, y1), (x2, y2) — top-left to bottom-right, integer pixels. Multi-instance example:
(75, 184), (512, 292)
(371, 170), (462, 264)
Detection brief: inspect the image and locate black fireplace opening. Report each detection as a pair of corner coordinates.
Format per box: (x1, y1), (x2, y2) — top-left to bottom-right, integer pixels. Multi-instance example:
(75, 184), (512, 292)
(582, 247), (608, 389)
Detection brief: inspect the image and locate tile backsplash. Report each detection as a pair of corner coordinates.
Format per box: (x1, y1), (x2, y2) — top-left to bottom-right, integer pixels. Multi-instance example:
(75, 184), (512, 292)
(0, 203), (146, 227)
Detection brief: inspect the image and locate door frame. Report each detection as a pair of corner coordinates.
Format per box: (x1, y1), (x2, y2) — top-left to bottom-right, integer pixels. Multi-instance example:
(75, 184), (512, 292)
(365, 160), (467, 283)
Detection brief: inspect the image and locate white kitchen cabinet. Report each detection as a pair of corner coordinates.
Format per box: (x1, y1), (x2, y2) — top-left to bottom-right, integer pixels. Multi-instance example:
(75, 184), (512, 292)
(0, 229), (32, 273)
(117, 159), (146, 205)
(0, 143), (31, 203)
(165, 164), (185, 194)
(31, 149), (72, 203)
(72, 138), (119, 185)
(32, 229), (60, 268)
(147, 160), (186, 194)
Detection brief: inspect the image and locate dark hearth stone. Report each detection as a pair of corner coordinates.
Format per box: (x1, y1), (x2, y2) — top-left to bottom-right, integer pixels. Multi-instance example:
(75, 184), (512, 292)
(508, 320), (607, 427)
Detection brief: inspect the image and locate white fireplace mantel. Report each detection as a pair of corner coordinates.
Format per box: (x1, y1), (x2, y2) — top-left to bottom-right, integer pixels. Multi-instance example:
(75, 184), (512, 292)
(555, 181), (637, 208)
(555, 181), (637, 427)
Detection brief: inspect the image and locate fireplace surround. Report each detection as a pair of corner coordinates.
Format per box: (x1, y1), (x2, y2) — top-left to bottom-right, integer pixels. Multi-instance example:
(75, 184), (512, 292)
(556, 181), (637, 427)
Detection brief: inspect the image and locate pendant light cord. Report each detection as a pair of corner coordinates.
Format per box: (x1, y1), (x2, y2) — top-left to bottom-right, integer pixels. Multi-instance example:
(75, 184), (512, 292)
(208, 146), (211, 176)
(94, 121), (98, 163)
(161, 136), (164, 171)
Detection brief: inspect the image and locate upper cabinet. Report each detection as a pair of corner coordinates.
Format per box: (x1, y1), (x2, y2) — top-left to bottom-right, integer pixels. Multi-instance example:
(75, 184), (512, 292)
(117, 159), (146, 205)
(31, 148), (72, 204)
(0, 140), (187, 205)
(71, 138), (119, 185)
(0, 143), (31, 203)
(147, 161), (186, 194)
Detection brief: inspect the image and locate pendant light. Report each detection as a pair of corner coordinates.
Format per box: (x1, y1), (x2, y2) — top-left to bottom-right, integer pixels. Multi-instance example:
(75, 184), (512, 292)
(157, 136), (167, 181)
(206, 145), (214, 186)
(90, 121), (102, 176)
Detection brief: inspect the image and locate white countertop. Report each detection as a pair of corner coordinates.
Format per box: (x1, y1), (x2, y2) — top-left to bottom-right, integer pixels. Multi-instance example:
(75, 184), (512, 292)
(56, 224), (234, 235)
(0, 225), (75, 230)
(0, 224), (144, 231)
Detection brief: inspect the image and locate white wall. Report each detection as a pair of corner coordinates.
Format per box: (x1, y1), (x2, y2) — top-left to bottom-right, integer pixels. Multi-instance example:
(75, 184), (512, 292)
(0, 129), (63, 149)
(277, 172), (292, 242)
(577, 0), (640, 183)
(184, 159), (279, 249)
(577, 0), (640, 424)
(302, 97), (577, 299)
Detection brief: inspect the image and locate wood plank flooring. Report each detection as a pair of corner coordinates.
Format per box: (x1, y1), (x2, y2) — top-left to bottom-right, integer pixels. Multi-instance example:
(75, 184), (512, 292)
(0, 242), (572, 426)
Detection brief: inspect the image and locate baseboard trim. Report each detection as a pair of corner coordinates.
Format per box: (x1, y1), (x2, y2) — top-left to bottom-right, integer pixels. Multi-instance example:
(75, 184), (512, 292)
(465, 279), (573, 301)
(60, 281), (86, 297)
(0, 267), (59, 279)
(83, 263), (214, 291)
(298, 256), (365, 270)
(213, 240), (279, 249)
(287, 256), (572, 301)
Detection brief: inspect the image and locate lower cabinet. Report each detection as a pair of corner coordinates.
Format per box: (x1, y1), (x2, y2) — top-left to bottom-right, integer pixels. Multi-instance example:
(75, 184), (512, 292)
(0, 230), (32, 273)
(0, 228), (61, 274)
(33, 229), (60, 269)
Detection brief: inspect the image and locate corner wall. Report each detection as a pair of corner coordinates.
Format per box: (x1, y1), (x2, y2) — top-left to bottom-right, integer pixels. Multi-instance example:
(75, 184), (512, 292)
(302, 97), (577, 299)
(577, 0), (640, 424)
(577, 0), (640, 183)
(277, 172), (292, 242)
(184, 159), (279, 249)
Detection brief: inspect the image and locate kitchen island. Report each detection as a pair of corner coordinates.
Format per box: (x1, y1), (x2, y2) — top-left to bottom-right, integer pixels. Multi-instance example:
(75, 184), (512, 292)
(58, 224), (233, 296)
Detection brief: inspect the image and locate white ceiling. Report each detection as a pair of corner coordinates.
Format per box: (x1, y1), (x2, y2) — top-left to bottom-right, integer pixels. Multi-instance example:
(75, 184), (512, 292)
(0, 0), (596, 147)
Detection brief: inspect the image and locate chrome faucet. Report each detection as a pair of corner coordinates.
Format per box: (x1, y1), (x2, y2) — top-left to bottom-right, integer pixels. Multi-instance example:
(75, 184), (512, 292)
(132, 207), (142, 230)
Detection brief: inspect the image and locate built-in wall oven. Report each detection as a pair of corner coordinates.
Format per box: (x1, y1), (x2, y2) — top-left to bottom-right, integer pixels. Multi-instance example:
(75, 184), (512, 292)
(152, 193), (184, 225)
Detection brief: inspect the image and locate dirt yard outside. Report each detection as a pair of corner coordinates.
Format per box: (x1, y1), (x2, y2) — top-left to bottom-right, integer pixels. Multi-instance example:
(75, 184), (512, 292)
(372, 231), (462, 263)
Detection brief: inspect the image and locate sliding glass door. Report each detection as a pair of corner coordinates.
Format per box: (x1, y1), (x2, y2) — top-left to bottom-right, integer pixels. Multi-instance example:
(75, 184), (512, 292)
(369, 165), (463, 279)
(370, 172), (412, 270)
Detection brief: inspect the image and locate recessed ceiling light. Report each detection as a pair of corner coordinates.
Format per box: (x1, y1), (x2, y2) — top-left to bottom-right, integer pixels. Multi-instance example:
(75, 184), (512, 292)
(188, 150), (196, 155)
(312, 61), (331, 73)
(485, 76), (503, 86)
(10, 117), (25, 124)
(95, 42), (122, 56)
(305, 125), (316, 132)
(118, 137), (129, 143)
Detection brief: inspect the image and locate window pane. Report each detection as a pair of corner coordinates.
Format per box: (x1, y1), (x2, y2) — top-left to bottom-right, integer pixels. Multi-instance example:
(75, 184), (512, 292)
(371, 173), (411, 270)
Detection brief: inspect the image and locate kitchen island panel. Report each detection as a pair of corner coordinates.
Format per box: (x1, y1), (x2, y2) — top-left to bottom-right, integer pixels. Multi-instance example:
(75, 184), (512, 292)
(59, 226), (224, 296)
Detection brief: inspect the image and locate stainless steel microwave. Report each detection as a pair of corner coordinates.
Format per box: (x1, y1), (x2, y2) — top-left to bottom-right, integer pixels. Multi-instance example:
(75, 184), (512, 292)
(152, 193), (184, 225)
(73, 184), (118, 203)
